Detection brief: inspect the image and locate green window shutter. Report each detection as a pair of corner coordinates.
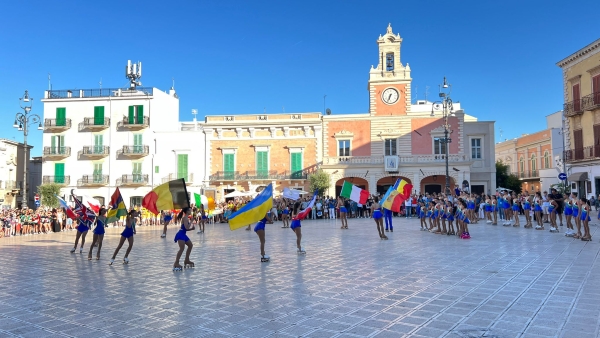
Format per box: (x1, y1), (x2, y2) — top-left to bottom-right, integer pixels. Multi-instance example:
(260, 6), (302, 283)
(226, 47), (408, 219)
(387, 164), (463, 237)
(177, 154), (188, 180)
(93, 163), (103, 182)
(133, 134), (142, 153)
(132, 163), (142, 182)
(56, 108), (66, 126)
(55, 163), (65, 183)
(94, 135), (103, 153)
(155, 166), (159, 173)
(128, 106), (134, 124)
(291, 153), (302, 178)
(256, 151), (268, 178)
(59, 135), (65, 154)
(50, 136), (56, 154)
(224, 154), (234, 179)
(94, 106), (104, 125)
(137, 105), (144, 124)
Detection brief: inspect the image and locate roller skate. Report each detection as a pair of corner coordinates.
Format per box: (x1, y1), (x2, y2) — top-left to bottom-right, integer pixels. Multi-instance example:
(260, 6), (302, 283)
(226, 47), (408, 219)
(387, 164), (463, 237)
(184, 260), (195, 268)
(565, 229), (575, 237)
(173, 264), (183, 272)
(549, 227), (559, 233)
(382, 234), (389, 240)
(70, 247), (76, 253)
(88, 253), (93, 261)
(109, 258), (115, 265)
(123, 257), (129, 264)
(79, 248), (83, 254)
(462, 232), (471, 239)
(297, 247), (306, 255)
(160, 233), (166, 238)
(261, 254), (270, 262)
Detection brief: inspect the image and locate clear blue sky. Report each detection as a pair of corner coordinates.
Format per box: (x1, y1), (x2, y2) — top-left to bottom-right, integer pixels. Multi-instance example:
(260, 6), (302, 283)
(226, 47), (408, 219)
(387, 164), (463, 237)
(1, 0), (599, 156)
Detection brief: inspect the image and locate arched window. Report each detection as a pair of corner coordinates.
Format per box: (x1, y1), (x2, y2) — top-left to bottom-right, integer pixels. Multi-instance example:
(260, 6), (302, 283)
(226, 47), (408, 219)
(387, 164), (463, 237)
(530, 154), (537, 176)
(544, 151), (550, 169)
(519, 157), (525, 178)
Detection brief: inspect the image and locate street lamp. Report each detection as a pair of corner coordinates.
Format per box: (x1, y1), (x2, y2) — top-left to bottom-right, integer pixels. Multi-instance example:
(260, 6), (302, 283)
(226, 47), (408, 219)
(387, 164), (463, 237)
(13, 90), (43, 208)
(430, 77), (455, 196)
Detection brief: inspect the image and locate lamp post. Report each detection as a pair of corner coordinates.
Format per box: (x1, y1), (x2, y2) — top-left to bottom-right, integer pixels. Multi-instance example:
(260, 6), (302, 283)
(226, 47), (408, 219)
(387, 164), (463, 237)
(13, 90), (43, 208)
(431, 77), (455, 196)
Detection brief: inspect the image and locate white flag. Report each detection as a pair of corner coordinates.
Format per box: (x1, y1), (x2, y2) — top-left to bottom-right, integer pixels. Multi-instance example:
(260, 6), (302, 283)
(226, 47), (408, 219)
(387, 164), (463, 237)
(283, 188), (300, 201)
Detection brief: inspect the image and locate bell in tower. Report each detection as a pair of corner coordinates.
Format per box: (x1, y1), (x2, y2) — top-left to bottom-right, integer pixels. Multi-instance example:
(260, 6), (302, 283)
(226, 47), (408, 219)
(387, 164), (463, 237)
(386, 53), (394, 71)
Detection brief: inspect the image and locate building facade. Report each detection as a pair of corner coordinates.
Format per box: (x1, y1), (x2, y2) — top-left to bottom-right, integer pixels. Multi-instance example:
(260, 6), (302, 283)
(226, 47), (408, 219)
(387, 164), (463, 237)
(557, 38), (600, 198)
(0, 139), (32, 209)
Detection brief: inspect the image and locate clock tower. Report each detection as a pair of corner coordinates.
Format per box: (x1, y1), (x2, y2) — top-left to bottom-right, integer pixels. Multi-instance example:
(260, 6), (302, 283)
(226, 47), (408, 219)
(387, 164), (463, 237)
(368, 23), (412, 116)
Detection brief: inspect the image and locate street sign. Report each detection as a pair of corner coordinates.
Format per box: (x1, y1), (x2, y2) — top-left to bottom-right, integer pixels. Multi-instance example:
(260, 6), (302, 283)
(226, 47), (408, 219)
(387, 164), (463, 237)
(558, 173), (567, 181)
(35, 200), (40, 207)
(34, 194), (40, 201)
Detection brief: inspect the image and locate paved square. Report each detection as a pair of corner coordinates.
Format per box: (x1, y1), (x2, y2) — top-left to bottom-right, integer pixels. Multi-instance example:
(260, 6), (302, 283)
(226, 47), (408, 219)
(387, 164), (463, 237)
(1, 216), (599, 338)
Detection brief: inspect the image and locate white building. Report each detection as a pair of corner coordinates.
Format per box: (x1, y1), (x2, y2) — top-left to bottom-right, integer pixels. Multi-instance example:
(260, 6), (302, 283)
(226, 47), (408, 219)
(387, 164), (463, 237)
(0, 139), (32, 209)
(41, 70), (205, 207)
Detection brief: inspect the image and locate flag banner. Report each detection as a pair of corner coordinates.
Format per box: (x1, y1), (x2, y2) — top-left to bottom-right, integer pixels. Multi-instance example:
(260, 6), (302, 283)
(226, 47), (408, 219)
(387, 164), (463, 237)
(381, 186), (394, 211)
(282, 187), (300, 201)
(72, 193), (96, 227)
(382, 179), (414, 212)
(228, 183), (273, 230)
(107, 187), (128, 224)
(55, 195), (77, 220)
(81, 194), (101, 214)
(194, 193), (215, 210)
(142, 179), (190, 215)
(294, 190), (317, 221)
(340, 181), (369, 204)
(395, 178), (413, 200)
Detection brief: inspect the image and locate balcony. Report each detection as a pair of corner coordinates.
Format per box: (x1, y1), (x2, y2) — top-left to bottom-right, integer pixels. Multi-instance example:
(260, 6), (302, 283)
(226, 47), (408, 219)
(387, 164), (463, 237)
(117, 145), (149, 158)
(582, 92), (600, 112)
(515, 170), (539, 179)
(78, 117), (110, 132)
(77, 175), (109, 187)
(117, 116), (149, 130)
(78, 146), (110, 159)
(46, 87), (154, 99)
(43, 176), (70, 185)
(4, 180), (20, 190)
(42, 146), (71, 159)
(322, 154), (469, 167)
(564, 146), (600, 163)
(116, 174), (148, 186)
(208, 170), (309, 182)
(161, 173), (194, 185)
(44, 118), (72, 132)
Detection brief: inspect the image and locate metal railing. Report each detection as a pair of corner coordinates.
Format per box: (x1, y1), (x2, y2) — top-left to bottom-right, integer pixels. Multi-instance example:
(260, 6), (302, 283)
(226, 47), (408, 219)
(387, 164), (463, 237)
(161, 173), (194, 184)
(47, 87), (154, 99)
(78, 117), (110, 131)
(44, 118), (72, 129)
(582, 92), (600, 111)
(515, 170), (539, 179)
(116, 174), (149, 185)
(43, 146), (71, 156)
(79, 146), (110, 157)
(42, 176), (70, 185)
(77, 175), (109, 186)
(564, 99), (583, 117)
(564, 146), (600, 162)
(5, 180), (19, 190)
(117, 116), (149, 128)
(118, 145), (149, 156)
(209, 170), (309, 181)
(322, 154), (468, 165)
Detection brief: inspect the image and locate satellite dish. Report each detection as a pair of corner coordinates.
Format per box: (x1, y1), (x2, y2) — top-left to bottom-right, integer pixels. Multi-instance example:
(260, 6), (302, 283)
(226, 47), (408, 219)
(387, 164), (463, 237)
(326, 108), (331, 115)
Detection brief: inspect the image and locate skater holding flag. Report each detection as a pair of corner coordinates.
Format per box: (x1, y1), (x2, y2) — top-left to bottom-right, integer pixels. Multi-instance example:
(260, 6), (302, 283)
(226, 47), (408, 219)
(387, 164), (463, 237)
(69, 192), (96, 254)
(291, 190), (317, 254)
(255, 210), (273, 262)
(88, 208), (107, 260)
(173, 207), (195, 271)
(109, 210), (135, 265)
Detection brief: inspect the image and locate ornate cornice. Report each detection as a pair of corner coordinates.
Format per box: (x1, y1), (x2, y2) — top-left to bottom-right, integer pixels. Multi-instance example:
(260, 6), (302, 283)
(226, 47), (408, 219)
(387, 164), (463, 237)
(333, 130), (354, 138)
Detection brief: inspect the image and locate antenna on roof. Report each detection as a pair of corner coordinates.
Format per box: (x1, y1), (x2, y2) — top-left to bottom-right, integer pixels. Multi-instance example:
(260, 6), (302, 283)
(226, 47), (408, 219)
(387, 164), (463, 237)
(99, 77), (102, 89)
(172, 77), (175, 90)
(48, 73), (51, 90)
(425, 86), (430, 101)
(125, 60), (142, 89)
(499, 128), (503, 141)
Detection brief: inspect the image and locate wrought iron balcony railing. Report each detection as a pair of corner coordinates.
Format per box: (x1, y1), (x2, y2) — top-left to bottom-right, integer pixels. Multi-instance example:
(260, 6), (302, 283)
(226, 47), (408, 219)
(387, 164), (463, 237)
(117, 116), (149, 129)
(116, 174), (148, 186)
(78, 117), (110, 131)
(117, 145), (149, 157)
(209, 170), (309, 181)
(43, 176), (70, 185)
(44, 118), (72, 131)
(43, 146), (71, 157)
(78, 146), (110, 158)
(564, 146), (600, 163)
(77, 175), (109, 186)
(515, 170), (539, 179)
(582, 92), (600, 112)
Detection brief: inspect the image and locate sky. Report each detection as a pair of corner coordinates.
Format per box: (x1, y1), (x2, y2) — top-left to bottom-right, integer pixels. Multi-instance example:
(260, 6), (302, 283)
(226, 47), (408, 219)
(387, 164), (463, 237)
(1, 0), (599, 156)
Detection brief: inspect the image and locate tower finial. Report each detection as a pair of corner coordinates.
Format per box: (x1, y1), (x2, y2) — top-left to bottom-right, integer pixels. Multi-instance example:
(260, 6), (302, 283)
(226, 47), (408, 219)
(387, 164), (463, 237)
(387, 23), (392, 34)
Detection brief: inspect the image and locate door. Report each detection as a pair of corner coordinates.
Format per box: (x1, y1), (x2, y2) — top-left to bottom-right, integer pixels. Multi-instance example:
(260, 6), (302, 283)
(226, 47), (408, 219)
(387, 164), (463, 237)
(177, 154), (188, 181)
(128, 106), (135, 124)
(54, 163), (65, 184)
(593, 75), (600, 105)
(424, 184), (442, 194)
(56, 108), (66, 126)
(224, 153), (235, 180)
(51, 135), (65, 154)
(94, 134), (103, 154)
(291, 152), (302, 179)
(136, 105), (144, 124)
(93, 163), (103, 183)
(132, 162), (142, 182)
(94, 106), (104, 125)
(133, 134), (142, 153)
(256, 151), (268, 178)
(573, 84), (581, 112)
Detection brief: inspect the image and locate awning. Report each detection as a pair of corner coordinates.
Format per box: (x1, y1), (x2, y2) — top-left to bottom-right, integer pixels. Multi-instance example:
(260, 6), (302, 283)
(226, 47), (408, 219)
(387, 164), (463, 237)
(567, 172), (588, 181)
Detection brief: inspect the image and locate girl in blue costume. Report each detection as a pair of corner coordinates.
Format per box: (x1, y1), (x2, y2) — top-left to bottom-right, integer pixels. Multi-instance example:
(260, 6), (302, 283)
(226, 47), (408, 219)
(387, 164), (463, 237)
(337, 197), (348, 229)
(548, 197), (558, 232)
(419, 202), (427, 231)
(160, 210), (173, 238)
(370, 196), (387, 240)
(467, 197), (476, 224)
(426, 202), (434, 231)
(523, 195), (532, 228)
(458, 199), (471, 239)
(503, 194), (512, 226)
(440, 201), (448, 235)
(70, 215), (90, 254)
(88, 208), (107, 260)
(110, 210), (135, 265)
(564, 198), (574, 236)
(281, 202), (290, 228)
(580, 198), (591, 241)
(497, 195), (504, 223)
(255, 211), (273, 262)
(534, 192), (544, 230)
(511, 197), (521, 227)
(197, 205), (207, 234)
(173, 207), (195, 271)
(485, 197), (492, 224)
(291, 201), (307, 253)
(491, 196), (498, 225)
(446, 200), (455, 235)
(572, 194), (582, 238)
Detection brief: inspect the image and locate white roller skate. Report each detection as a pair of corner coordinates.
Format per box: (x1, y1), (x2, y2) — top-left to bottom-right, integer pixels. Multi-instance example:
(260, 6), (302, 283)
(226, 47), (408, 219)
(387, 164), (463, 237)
(549, 227), (559, 233)
(173, 264), (183, 272)
(123, 257), (129, 264)
(160, 233), (166, 238)
(70, 248), (76, 253)
(261, 254), (270, 262)
(109, 259), (115, 265)
(79, 248), (83, 254)
(297, 247), (306, 255)
(184, 260), (195, 268)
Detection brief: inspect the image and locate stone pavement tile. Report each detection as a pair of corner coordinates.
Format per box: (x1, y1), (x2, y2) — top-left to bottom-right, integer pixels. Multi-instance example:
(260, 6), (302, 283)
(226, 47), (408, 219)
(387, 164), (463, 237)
(298, 317), (330, 328)
(386, 322), (417, 334)
(19, 329), (65, 338)
(303, 328), (339, 338)
(343, 325), (379, 336)
(412, 325), (447, 337)
(524, 325), (560, 336)
(424, 319), (456, 331)
(280, 324), (315, 336)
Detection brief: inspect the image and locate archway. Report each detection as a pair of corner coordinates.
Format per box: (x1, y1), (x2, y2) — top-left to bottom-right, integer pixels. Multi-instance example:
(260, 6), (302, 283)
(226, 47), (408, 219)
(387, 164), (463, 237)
(335, 177), (368, 197)
(376, 176), (412, 196)
(420, 175), (455, 195)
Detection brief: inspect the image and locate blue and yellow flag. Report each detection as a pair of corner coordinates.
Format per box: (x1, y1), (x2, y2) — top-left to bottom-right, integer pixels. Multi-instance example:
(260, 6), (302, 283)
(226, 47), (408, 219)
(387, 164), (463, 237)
(228, 184), (273, 230)
(107, 187), (128, 224)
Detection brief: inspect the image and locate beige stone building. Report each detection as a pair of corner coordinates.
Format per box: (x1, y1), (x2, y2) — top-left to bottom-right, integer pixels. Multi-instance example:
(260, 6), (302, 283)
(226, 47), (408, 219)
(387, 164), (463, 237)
(557, 38), (600, 198)
(0, 139), (32, 209)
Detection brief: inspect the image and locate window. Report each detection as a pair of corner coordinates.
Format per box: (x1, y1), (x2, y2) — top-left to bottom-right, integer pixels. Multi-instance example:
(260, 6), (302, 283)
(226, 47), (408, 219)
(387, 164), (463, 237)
(433, 138), (446, 155)
(133, 134), (143, 153)
(530, 155), (537, 176)
(224, 153), (235, 179)
(177, 154), (188, 180)
(93, 163), (103, 183)
(155, 165), (159, 173)
(54, 163), (65, 183)
(519, 157), (524, 177)
(50, 135), (65, 154)
(384, 139), (397, 156)
(471, 138), (482, 159)
(94, 134), (103, 154)
(56, 108), (66, 126)
(130, 196), (142, 208)
(94, 106), (104, 125)
(128, 105), (144, 124)
(543, 151), (549, 169)
(386, 53), (394, 71)
(574, 129), (583, 160)
(132, 162), (143, 182)
(573, 83), (581, 112)
(593, 75), (600, 105)
(256, 151), (268, 178)
(338, 140), (350, 156)
(291, 152), (303, 179)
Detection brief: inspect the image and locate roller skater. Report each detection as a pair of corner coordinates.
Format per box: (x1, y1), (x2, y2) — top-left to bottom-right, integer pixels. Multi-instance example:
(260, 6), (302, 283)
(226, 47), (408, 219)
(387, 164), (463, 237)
(291, 201), (307, 253)
(254, 211), (273, 262)
(371, 197), (387, 240)
(160, 210), (173, 238)
(88, 208), (107, 260)
(173, 207), (195, 271)
(70, 216), (90, 254)
(109, 210), (135, 265)
(197, 205), (207, 234)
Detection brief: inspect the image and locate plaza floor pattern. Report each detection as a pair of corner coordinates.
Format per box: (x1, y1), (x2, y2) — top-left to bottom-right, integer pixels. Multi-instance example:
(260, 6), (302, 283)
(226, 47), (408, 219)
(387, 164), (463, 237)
(0, 216), (599, 338)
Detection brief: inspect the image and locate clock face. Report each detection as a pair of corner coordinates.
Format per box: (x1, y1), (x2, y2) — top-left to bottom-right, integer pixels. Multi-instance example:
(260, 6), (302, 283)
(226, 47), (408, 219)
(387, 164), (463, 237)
(382, 88), (399, 104)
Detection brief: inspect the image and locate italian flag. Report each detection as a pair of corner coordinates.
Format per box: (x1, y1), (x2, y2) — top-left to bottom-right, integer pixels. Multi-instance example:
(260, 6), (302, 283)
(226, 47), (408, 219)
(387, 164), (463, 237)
(340, 181), (369, 204)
